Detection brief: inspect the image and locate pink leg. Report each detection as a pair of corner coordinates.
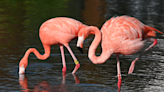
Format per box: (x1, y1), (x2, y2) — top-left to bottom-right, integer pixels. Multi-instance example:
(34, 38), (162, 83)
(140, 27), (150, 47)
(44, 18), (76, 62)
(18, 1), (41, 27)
(116, 54), (122, 92)
(60, 45), (67, 72)
(128, 38), (158, 74)
(65, 45), (80, 74)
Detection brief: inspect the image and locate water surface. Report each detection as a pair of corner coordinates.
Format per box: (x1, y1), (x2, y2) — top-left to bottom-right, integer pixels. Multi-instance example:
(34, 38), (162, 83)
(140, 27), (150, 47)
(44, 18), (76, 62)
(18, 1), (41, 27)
(0, 0), (164, 92)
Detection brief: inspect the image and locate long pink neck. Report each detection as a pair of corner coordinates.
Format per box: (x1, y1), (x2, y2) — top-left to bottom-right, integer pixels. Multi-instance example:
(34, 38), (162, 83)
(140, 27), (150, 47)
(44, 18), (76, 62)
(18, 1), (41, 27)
(24, 44), (51, 60)
(88, 27), (112, 64)
(19, 44), (51, 69)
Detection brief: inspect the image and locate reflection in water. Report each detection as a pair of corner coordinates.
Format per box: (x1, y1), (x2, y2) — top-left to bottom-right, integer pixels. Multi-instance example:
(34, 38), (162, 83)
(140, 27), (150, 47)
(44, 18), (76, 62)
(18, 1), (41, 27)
(19, 74), (30, 92)
(19, 73), (80, 92)
(0, 0), (164, 91)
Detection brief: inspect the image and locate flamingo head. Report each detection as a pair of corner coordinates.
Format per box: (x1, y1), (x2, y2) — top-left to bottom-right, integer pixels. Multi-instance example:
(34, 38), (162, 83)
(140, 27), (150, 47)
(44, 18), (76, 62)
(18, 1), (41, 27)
(77, 28), (89, 47)
(19, 58), (28, 74)
(77, 26), (96, 53)
(77, 28), (88, 54)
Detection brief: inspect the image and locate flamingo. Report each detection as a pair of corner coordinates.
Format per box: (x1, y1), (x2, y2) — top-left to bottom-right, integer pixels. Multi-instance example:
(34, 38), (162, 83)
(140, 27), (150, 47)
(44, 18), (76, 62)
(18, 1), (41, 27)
(77, 15), (163, 91)
(19, 17), (100, 74)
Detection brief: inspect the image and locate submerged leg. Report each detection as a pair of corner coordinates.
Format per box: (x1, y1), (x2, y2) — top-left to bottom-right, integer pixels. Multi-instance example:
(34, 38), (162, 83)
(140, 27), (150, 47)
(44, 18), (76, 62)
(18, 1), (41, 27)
(116, 54), (122, 92)
(128, 38), (158, 74)
(60, 45), (67, 72)
(65, 45), (80, 74)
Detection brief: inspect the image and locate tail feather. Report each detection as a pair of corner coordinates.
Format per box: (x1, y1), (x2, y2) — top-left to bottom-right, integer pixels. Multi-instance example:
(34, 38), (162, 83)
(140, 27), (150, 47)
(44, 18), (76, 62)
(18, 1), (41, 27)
(143, 26), (164, 36)
(117, 38), (145, 55)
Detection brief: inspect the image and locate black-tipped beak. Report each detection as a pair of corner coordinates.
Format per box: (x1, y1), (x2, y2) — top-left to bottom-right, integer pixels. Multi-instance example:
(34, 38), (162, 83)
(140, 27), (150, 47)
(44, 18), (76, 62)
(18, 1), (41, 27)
(17, 68), (19, 74)
(77, 47), (84, 54)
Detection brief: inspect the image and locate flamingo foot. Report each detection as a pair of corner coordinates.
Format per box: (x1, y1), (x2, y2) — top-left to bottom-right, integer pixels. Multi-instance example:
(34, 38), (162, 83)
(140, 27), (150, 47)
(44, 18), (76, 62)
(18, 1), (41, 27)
(62, 67), (67, 72)
(72, 63), (80, 74)
(128, 60), (136, 74)
(117, 79), (122, 92)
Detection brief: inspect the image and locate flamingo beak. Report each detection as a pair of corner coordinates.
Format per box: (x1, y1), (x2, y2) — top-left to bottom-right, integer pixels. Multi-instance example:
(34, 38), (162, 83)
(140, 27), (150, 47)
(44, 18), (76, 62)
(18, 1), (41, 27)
(77, 47), (84, 54)
(19, 65), (25, 74)
(77, 35), (84, 54)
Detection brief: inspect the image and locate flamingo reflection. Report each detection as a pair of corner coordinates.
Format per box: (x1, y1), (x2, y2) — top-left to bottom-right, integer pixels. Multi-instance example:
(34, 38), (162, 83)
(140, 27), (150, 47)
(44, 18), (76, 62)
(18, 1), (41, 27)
(19, 73), (80, 92)
(19, 74), (30, 92)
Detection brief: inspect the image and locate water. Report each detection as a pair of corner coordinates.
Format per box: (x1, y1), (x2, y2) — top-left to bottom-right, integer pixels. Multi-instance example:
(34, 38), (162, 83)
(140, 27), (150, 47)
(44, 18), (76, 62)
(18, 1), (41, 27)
(0, 0), (164, 92)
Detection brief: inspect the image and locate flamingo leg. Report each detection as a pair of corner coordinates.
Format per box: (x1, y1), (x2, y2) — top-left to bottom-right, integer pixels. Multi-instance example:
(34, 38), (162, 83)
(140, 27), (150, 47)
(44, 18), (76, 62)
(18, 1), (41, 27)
(65, 45), (80, 74)
(128, 38), (158, 74)
(60, 45), (67, 72)
(116, 54), (122, 92)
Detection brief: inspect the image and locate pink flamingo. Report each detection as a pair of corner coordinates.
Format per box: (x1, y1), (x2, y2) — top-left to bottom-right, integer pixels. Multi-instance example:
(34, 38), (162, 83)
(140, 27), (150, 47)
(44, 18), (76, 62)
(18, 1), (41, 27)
(77, 15), (163, 91)
(19, 17), (100, 74)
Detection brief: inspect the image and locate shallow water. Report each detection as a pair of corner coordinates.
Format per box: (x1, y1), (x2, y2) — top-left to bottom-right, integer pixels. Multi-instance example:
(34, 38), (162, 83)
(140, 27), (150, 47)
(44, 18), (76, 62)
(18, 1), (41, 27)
(0, 0), (164, 92)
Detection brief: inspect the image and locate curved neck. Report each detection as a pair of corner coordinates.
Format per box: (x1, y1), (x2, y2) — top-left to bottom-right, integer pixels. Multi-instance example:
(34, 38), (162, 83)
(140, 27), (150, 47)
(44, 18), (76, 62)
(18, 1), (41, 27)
(24, 44), (51, 60)
(19, 44), (51, 69)
(88, 27), (112, 64)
